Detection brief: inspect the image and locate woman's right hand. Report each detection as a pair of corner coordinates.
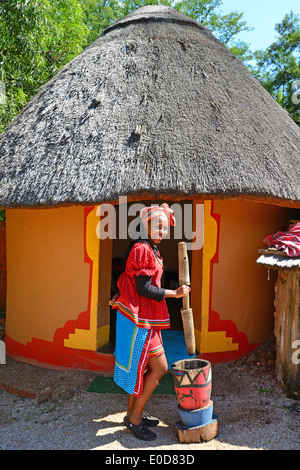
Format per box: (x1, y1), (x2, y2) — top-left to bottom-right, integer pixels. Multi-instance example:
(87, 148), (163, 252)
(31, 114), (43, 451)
(175, 285), (191, 298)
(109, 293), (120, 306)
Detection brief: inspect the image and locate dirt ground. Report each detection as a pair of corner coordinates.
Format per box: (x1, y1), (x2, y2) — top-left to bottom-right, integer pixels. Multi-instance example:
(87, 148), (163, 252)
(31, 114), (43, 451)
(0, 333), (299, 451)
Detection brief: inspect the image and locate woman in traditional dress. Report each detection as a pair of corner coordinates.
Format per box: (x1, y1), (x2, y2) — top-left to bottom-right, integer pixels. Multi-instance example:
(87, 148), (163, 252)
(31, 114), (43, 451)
(109, 203), (190, 441)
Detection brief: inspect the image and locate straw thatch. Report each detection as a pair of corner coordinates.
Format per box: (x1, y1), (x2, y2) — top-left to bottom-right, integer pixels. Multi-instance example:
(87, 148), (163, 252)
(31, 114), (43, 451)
(0, 5), (300, 208)
(256, 254), (300, 270)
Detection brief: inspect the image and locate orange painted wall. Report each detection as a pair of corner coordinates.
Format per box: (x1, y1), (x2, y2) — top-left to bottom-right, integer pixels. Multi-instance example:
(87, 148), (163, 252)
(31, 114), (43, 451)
(5, 206), (90, 345)
(211, 200), (289, 345)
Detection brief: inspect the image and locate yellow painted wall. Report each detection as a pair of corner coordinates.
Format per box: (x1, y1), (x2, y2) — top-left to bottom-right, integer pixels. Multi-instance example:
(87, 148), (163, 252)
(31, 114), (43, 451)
(5, 206), (90, 345)
(212, 200), (289, 344)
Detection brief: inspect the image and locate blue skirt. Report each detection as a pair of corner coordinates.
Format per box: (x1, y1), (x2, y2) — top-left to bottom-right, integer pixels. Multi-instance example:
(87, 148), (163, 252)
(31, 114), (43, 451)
(114, 310), (152, 397)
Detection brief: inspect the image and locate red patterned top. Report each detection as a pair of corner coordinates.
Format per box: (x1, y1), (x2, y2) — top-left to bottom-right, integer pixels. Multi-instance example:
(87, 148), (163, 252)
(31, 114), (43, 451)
(113, 242), (170, 329)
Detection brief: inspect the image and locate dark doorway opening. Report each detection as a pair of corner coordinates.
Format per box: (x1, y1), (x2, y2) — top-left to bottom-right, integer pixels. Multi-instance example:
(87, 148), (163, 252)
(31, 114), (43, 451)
(98, 199), (193, 354)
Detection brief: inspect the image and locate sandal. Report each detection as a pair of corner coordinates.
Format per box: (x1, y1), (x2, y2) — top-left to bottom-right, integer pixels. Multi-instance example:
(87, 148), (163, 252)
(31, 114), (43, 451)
(124, 415), (157, 441)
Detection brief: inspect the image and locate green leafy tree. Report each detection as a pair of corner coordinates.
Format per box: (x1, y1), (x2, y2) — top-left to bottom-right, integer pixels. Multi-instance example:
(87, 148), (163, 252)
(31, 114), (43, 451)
(79, 0), (123, 42)
(252, 12), (300, 124)
(0, 0), (89, 132)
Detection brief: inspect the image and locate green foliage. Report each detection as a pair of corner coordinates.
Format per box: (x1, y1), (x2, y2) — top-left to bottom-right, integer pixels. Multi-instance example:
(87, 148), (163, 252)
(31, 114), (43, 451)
(0, 0), (89, 132)
(252, 12), (300, 124)
(78, 0), (122, 42)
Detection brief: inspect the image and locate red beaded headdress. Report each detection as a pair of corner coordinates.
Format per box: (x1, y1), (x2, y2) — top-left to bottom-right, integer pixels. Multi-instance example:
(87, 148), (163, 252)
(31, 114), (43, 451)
(140, 203), (176, 227)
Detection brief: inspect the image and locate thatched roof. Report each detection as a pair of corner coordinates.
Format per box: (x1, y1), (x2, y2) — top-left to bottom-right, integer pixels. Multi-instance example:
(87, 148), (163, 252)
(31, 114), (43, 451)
(1, 5), (300, 209)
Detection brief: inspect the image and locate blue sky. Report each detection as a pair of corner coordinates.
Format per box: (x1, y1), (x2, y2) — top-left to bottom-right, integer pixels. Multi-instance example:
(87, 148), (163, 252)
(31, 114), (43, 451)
(220, 0), (299, 50)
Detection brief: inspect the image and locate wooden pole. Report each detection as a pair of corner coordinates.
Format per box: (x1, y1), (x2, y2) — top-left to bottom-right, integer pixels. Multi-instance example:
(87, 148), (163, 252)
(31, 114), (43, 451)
(178, 242), (196, 356)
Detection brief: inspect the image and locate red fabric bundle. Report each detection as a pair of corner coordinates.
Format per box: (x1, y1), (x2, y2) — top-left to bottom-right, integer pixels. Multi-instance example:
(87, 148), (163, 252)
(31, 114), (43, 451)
(263, 222), (300, 257)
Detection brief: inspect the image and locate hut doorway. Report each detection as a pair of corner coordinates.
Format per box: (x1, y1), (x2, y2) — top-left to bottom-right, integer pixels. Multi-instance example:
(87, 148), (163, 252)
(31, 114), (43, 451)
(97, 199), (202, 357)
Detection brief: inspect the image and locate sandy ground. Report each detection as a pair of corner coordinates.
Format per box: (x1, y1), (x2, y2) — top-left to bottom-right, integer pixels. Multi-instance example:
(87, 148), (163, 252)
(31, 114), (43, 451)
(0, 334), (299, 451)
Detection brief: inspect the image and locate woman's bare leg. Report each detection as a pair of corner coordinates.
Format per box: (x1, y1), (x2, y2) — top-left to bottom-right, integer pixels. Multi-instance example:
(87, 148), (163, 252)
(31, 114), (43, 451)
(128, 353), (168, 426)
(127, 394), (135, 415)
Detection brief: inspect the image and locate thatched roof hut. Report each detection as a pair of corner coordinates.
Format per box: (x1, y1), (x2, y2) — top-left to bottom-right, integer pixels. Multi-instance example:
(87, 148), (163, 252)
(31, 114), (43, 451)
(0, 5), (299, 209)
(1, 6), (299, 372)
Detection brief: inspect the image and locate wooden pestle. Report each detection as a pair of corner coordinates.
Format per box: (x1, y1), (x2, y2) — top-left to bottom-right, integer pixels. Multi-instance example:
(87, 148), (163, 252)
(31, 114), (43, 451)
(178, 242), (196, 356)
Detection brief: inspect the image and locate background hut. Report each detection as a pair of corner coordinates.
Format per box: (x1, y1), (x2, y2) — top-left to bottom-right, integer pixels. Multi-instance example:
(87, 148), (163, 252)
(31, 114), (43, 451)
(257, 241), (300, 398)
(0, 5), (299, 372)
